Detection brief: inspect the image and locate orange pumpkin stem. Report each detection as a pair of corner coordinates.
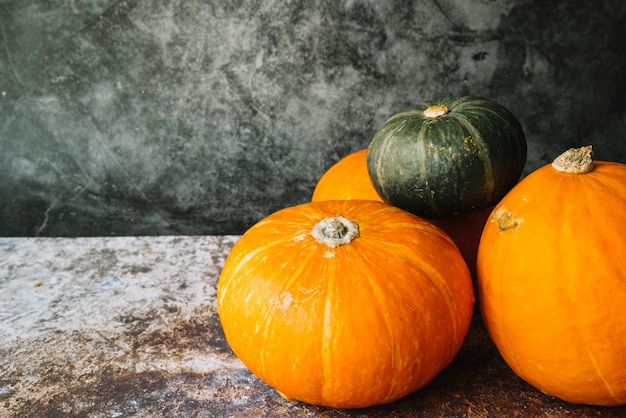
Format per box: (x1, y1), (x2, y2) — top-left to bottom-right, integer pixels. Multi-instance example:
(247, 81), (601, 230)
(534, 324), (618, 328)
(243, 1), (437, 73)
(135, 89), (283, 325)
(423, 104), (449, 118)
(311, 216), (360, 248)
(551, 145), (594, 174)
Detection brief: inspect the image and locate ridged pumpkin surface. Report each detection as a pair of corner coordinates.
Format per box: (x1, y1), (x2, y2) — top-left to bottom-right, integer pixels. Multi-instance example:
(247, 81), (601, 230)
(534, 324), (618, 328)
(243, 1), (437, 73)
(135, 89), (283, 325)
(311, 147), (490, 279)
(312, 149), (383, 202)
(477, 147), (626, 406)
(367, 96), (526, 218)
(218, 200), (474, 408)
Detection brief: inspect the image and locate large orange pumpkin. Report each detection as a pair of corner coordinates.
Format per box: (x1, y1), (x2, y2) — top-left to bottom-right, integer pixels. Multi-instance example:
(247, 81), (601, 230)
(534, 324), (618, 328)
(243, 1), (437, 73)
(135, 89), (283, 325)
(477, 146), (626, 406)
(311, 149), (383, 202)
(218, 200), (474, 408)
(311, 148), (490, 279)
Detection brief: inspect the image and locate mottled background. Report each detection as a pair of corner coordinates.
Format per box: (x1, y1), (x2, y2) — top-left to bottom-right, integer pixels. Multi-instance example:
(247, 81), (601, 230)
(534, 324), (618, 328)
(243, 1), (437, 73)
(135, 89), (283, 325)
(1, 0), (625, 236)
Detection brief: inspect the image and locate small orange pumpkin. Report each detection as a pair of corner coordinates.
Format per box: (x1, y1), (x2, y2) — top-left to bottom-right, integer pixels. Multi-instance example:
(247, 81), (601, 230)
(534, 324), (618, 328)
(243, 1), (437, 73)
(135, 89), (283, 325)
(218, 200), (474, 408)
(312, 148), (490, 279)
(430, 206), (492, 280)
(311, 149), (383, 202)
(477, 146), (626, 406)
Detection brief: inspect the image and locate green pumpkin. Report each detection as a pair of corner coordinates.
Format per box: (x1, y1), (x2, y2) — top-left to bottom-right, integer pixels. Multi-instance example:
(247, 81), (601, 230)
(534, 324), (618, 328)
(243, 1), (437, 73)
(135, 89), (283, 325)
(366, 96), (527, 218)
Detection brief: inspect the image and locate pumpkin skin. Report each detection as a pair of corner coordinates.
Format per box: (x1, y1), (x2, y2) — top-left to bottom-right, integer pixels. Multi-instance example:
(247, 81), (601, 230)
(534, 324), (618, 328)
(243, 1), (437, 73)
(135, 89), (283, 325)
(311, 147), (490, 279)
(312, 149), (383, 202)
(367, 96), (527, 218)
(217, 200), (474, 408)
(430, 206), (492, 280)
(476, 146), (626, 406)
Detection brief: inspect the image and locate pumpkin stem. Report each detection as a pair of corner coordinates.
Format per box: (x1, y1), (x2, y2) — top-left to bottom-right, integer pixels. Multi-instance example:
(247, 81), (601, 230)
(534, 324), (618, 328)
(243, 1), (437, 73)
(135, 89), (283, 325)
(423, 104), (449, 118)
(311, 216), (360, 248)
(551, 145), (594, 174)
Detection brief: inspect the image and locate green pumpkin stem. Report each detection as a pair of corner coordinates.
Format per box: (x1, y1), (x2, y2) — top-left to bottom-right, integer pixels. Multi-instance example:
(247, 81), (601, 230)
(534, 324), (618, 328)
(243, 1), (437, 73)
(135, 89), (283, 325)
(311, 216), (360, 248)
(423, 104), (449, 118)
(551, 146), (594, 174)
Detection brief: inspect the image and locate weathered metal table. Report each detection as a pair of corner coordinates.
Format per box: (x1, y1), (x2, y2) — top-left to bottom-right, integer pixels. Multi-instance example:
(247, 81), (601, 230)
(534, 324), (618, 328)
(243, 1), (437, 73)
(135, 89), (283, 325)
(1, 236), (624, 417)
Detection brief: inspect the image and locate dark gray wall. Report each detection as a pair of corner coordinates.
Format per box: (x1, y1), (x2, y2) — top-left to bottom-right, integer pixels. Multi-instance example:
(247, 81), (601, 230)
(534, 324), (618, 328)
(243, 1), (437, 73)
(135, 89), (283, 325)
(1, 0), (625, 236)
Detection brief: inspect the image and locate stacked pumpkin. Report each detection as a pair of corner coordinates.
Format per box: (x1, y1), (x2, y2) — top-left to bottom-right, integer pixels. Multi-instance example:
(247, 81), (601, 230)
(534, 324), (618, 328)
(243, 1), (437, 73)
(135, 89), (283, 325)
(217, 96), (626, 408)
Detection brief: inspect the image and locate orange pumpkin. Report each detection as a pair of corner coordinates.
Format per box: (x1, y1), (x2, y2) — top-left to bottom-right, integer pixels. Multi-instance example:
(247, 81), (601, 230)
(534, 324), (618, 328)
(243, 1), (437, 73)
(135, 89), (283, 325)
(311, 149), (383, 202)
(312, 148), (490, 279)
(430, 206), (492, 280)
(218, 200), (474, 408)
(477, 146), (626, 406)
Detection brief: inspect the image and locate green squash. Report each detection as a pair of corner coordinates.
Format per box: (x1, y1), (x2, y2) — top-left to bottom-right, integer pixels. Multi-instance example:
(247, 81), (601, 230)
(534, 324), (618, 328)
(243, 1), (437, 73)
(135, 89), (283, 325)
(366, 96), (527, 218)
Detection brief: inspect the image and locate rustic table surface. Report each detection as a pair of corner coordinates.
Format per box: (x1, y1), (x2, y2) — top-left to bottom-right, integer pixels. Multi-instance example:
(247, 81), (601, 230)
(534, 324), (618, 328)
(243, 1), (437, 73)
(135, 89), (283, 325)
(1, 236), (624, 417)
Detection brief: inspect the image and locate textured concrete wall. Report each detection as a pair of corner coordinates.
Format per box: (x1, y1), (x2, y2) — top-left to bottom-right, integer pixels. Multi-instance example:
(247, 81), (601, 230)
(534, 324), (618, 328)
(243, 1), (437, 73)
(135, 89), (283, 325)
(1, 0), (625, 236)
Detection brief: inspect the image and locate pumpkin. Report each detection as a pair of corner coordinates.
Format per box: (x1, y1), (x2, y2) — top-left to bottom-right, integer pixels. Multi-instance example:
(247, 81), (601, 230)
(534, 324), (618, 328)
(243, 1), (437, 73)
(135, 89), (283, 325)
(312, 149), (383, 202)
(312, 148), (491, 279)
(217, 200), (474, 408)
(430, 206), (492, 280)
(367, 96), (527, 218)
(476, 146), (626, 406)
